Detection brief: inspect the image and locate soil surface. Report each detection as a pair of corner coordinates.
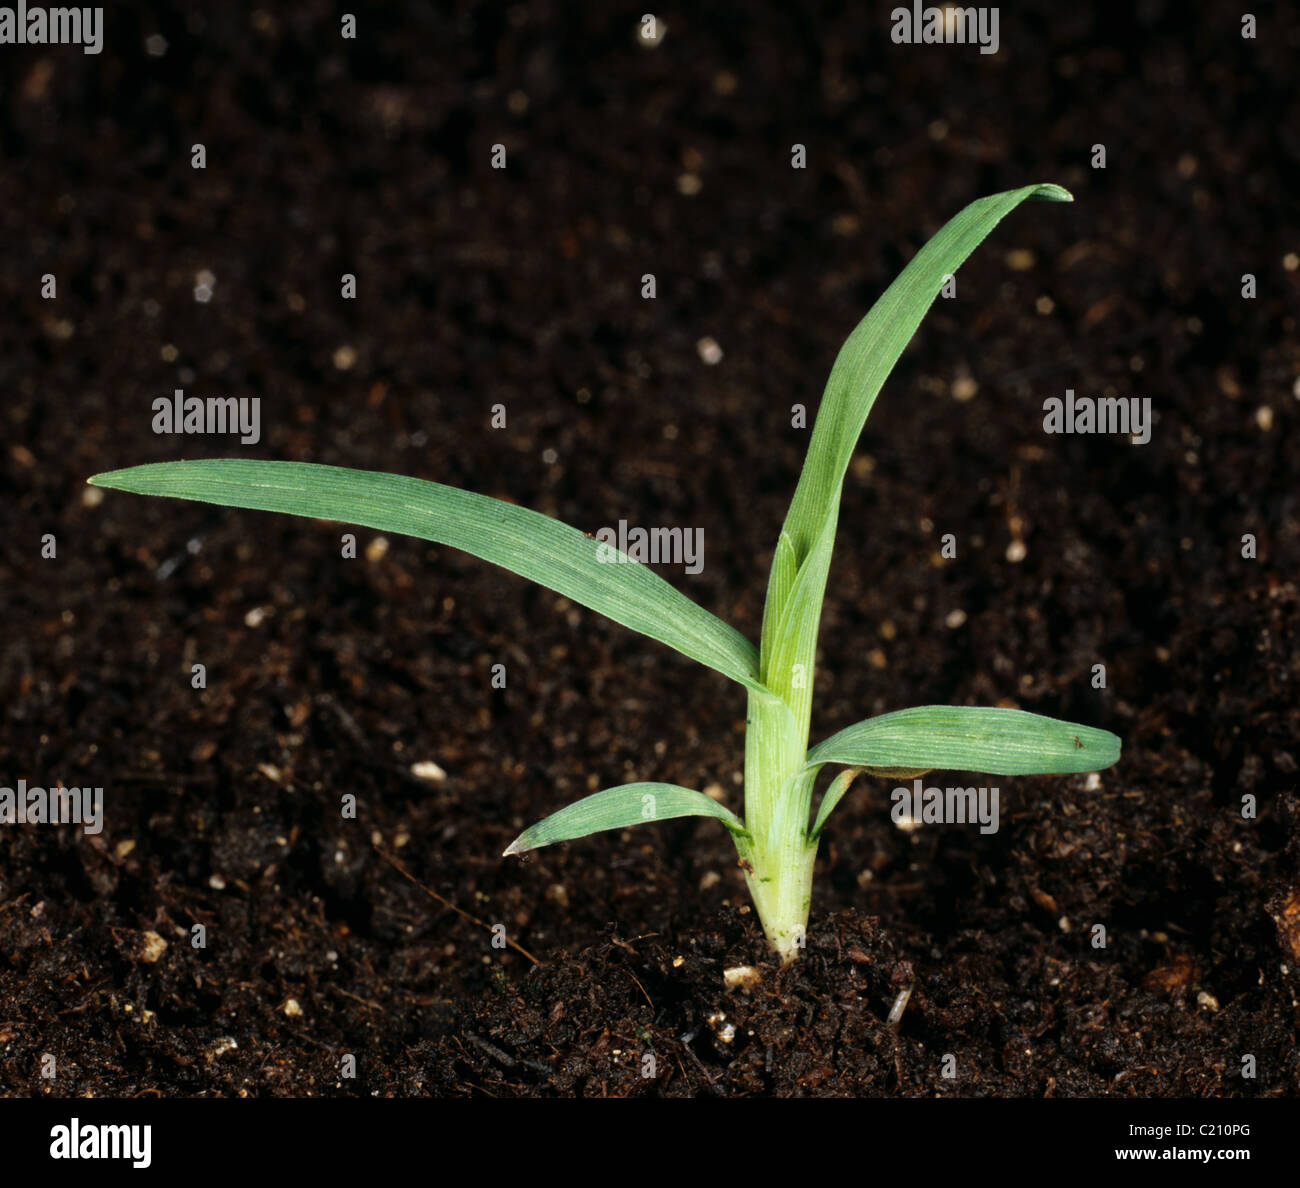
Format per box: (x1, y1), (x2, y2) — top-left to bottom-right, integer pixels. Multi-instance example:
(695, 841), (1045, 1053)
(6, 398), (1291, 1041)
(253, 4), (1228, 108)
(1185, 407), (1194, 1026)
(1, 2), (1298, 1097)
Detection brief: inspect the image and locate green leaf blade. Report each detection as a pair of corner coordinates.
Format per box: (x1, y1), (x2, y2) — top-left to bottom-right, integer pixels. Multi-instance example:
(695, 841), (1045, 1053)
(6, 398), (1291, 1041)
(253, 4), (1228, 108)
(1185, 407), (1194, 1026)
(807, 706), (1121, 776)
(89, 459), (762, 692)
(809, 766), (863, 842)
(763, 526), (835, 738)
(759, 531), (797, 679)
(781, 182), (1073, 566)
(503, 782), (747, 855)
(757, 184), (1074, 708)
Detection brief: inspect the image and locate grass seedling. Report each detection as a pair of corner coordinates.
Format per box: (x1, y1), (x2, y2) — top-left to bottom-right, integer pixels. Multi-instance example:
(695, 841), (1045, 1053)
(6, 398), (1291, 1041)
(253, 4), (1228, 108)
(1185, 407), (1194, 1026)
(90, 183), (1120, 963)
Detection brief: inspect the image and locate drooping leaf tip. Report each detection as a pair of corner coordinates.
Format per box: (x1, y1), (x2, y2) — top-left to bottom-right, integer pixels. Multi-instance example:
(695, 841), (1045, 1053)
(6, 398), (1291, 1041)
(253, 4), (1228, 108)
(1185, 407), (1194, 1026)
(1032, 183), (1073, 203)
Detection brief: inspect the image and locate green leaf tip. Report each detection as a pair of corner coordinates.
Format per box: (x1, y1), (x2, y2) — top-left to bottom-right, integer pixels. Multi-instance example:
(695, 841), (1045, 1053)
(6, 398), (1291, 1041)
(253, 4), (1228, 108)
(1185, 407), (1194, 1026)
(88, 466), (184, 492)
(1030, 182), (1073, 202)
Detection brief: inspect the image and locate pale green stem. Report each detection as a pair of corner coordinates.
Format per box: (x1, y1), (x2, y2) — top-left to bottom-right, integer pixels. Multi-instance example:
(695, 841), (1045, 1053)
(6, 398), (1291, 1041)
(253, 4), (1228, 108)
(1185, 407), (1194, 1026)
(741, 689), (819, 962)
(742, 516), (839, 961)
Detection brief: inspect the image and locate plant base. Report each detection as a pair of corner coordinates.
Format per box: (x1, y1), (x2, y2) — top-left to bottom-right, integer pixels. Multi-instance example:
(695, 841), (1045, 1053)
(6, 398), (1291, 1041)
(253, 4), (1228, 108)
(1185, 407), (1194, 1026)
(743, 838), (818, 963)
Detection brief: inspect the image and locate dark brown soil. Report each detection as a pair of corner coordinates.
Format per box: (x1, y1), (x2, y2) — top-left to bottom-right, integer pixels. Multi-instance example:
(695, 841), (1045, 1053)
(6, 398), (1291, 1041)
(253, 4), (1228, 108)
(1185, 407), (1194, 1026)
(2, 2), (1298, 1097)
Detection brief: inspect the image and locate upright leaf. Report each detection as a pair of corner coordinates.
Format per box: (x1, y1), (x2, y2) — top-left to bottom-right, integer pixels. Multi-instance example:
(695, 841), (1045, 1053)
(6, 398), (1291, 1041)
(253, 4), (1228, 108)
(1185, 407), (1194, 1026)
(762, 525), (835, 741)
(808, 766), (863, 841)
(780, 183), (1073, 566)
(759, 531), (797, 679)
(760, 184), (1074, 687)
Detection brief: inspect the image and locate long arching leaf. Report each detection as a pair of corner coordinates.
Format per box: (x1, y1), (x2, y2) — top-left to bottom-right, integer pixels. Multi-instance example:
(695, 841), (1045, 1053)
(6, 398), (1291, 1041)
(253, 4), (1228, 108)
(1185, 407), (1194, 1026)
(89, 459), (763, 692)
